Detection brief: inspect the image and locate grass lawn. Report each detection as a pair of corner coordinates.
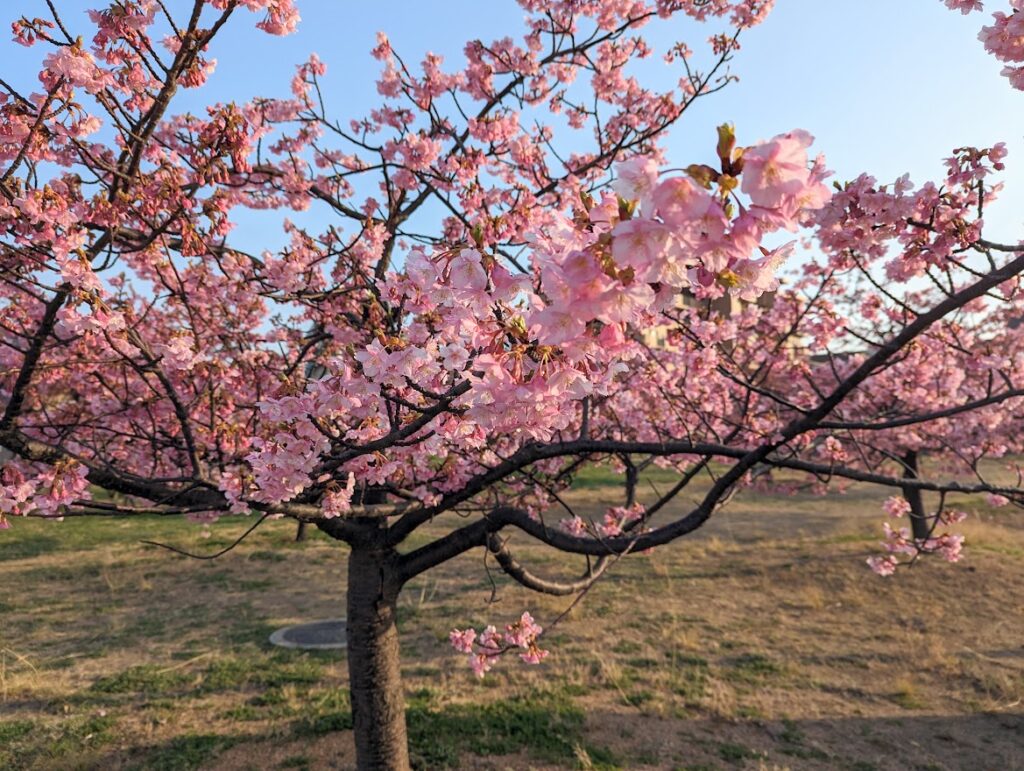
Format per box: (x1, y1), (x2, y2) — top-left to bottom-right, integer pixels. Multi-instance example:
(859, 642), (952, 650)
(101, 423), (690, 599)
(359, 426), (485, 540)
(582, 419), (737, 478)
(1, 469), (1023, 769)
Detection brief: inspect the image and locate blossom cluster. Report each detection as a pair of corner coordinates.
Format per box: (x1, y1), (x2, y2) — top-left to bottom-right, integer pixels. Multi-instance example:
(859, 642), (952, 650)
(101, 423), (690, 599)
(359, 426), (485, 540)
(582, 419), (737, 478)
(943, 0), (1024, 89)
(815, 143), (1006, 281)
(867, 504), (969, 576)
(560, 502), (647, 538)
(0, 461), (90, 528)
(450, 611), (548, 677)
(239, 126), (830, 510)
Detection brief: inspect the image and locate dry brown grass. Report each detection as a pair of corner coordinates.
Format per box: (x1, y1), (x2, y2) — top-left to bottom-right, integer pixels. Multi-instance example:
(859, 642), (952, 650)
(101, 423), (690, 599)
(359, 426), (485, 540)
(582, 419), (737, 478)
(1, 475), (1023, 770)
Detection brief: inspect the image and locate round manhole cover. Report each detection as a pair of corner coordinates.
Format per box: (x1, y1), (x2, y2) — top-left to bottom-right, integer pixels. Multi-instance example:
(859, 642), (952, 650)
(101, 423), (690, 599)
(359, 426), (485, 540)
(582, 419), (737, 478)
(269, 619), (347, 650)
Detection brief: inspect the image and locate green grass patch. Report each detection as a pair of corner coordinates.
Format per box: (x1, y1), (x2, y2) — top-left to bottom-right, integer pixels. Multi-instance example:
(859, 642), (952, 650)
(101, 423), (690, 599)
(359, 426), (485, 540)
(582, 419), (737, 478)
(782, 745), (831, 760)
(973, 543), (1024, 558)
(625, 657), (660, 669)
(199, 653), (324, 692)
(0, 714), (119, 769)
(88, 653), (325, 703)
(0, 719), (35, 743)
(293, 709), (354, 737)
(624, 689), (656, 707)
(611, 640), (643, 654)
(718, 741), (764, 764)
(668, 653), (710, 703)
(723, 653), (781, 684)
(221, 619), (279, 647)
(570, 464), (685, 490)
(279, 755), (312, 770)
(404, 691), (613, 769)
(291, 687), (353, 736)
(91, 665), (192, 695)
(248, 550), (288, 562)
(132, 733), (244, 771)
(779, 717), (803, 744)
(0, 513), (301, 562)
(0, 532), (63, 561)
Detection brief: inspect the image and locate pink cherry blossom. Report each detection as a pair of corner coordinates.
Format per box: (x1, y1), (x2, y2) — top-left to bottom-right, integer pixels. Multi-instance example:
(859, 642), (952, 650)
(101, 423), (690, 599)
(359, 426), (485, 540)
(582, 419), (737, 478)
(449, 628), (477, 654)
(883, 496), (912, 518)
(867, 555), (898, 577)
(611, 156), (660, 209)
(740, 130), (822, 210)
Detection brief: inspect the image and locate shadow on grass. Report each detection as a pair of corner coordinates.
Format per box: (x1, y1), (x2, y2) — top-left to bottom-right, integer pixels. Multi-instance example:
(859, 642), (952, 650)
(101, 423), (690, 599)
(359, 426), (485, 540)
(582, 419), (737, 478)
(289, 687), (618, 770)
(47, 707), (1019, 771)
(31, 688), (618, 770)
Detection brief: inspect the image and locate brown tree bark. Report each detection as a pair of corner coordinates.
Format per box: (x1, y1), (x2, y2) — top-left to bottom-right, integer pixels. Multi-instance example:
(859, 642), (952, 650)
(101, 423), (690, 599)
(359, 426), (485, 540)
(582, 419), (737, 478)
(901, 451), (932, 541)
(346, 542), (410, 771)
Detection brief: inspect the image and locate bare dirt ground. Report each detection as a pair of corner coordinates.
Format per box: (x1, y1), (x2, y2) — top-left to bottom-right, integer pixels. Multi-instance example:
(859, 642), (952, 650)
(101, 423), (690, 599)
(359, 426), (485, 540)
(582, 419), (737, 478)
(1, 474), (1023, 770)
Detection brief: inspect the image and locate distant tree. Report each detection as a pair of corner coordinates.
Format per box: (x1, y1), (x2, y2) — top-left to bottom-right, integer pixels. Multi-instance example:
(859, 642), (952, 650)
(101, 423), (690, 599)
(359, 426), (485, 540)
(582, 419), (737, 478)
(2, 2), (1022, 768)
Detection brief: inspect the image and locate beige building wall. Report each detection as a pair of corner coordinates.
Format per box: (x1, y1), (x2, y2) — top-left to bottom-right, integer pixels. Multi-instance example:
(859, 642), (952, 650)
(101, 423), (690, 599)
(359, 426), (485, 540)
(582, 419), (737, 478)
(641, 289), (774, 350)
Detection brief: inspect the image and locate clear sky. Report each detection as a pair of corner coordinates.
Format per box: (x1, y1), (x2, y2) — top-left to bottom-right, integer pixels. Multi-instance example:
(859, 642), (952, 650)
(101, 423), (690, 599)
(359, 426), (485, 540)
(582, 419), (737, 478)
(3, 0), (1022, 253)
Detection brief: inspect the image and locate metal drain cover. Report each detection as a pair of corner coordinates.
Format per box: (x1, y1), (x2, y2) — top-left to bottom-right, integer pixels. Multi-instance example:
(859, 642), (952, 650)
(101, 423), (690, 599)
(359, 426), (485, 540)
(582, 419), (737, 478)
(268, 619), (347, 650)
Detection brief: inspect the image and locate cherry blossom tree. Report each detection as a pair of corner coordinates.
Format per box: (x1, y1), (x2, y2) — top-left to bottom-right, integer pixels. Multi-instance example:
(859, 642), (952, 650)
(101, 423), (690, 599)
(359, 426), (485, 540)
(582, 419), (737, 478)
(2, 1), (1023, 768)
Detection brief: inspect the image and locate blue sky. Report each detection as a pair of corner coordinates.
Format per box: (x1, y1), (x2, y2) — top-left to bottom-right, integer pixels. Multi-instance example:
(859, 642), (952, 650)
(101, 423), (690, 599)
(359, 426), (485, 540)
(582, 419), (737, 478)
(3, 0), (1022, 253)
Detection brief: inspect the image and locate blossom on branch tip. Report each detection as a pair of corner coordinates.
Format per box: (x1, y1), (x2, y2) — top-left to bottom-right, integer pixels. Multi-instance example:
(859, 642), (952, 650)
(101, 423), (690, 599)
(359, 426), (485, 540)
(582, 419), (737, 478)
(450, 612), (549, 676)
(883, 496), (912, 518)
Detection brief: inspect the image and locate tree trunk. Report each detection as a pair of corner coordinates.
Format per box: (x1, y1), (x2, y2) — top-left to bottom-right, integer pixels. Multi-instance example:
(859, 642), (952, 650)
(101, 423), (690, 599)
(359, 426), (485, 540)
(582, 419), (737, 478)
(901, 451), (931, 541)
(346, 544), (410, 771)
(295, 520), (308, 542)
